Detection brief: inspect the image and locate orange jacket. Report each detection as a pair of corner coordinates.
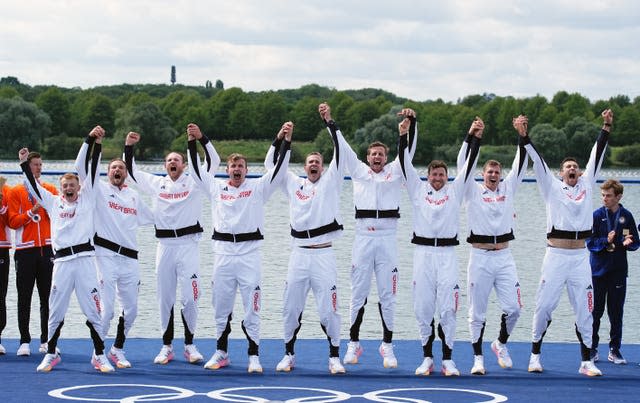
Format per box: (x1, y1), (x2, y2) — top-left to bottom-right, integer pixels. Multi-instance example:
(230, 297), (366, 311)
(0, 184), (11, 249)
(8, 181), (58, 250)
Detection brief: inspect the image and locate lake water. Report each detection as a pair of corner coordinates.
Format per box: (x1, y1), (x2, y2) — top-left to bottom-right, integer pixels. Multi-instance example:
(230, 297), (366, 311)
(1, 161), (640, 347)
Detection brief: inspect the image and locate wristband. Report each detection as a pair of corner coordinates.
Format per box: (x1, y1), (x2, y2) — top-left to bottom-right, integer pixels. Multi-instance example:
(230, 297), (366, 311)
(604, 123), (611, 127)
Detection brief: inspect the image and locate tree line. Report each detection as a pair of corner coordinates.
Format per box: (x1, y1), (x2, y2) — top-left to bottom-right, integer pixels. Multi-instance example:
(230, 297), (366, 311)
(1, 75), (639, 166)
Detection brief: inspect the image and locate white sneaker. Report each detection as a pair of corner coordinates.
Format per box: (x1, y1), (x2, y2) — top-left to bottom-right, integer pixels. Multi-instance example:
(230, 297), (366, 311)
(579, 360), (602, 376)
(109, 347), (132, 368)
(17, 343), (31, 356)
(528, 353), (543, 373)
(248, 355), (263, 373)
(343, 341), (363, 364)
(204, 349), (229, 370)
(329, 357), (346, 374)
(441, 359), (460, 376)
(276, 354), (295, 372)
(379, 342), (398, 368)
(91, 353), (115, 373)
(471, 355), (485, 375)
(491, 340), (513, 368)
(37, 352), (61, 372)
(0, 343), (5, 355)
(184, 344), (204, 364)
(415, 357), (434, 375)
(153, 345), (174, 365)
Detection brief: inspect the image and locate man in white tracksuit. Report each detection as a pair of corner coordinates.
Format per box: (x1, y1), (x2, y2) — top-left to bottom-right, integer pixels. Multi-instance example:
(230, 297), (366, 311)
(272, 103), (348, 375)
(187, 122), (292, 373)
(462, 119), (528, 375)
(75, 126), (154, 369)
(125, 130), (218, 365)
(524, 109), (613, 377)
(341, 108), (417, 368)
(22, 130), (114, 373)
(400, 117), (482, 377)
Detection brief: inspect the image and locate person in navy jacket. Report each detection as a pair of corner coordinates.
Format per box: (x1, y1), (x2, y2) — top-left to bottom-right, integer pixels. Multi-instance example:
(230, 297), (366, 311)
(586, 179), (639, 365)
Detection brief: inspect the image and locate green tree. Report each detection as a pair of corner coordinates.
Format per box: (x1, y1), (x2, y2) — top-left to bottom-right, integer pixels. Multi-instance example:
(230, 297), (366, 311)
(0, 86), (20, 99)
(0, 97), (51, 157)
(114, 102), (178, 159)
(612, 105), (640, 146)
(563, 117), (599, 160)
(35, 87), (71, 136)
(254, 92), (288, 138)
(290, 96), (323, 142)
(228, 99), (257, 139)
(529, 123), (567, 165)
(205, 88), (251, 139)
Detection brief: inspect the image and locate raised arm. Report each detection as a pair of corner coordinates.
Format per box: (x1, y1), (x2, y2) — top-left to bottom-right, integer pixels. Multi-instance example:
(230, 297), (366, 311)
(521, 116), (555, 200)
(398, 108), (418, 160)
(319, 102), (351, 176)
(123, 132), (158, 194)
(186, 123), (220, 191)
(18, 148), (56, 211)
(504, 115), (530, 189)
(398, 124), (423, 198)
(453, 118), (482, 193)
(583, 109), (613, 184)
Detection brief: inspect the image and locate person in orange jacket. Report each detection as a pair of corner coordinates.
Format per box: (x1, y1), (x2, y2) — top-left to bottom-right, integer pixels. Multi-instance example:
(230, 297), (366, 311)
(0, 176), (12, 355)
(7, 151), (58, 356)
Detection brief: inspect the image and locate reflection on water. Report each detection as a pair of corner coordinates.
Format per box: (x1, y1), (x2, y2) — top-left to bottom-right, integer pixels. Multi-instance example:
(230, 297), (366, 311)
(1, 161), (639, 345)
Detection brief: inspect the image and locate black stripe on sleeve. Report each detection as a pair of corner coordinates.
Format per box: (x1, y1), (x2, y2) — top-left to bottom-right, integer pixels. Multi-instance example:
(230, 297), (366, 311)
(124, 145), (136, 182)
(270, 140), (291, 183)
(188, 140), (201, 180)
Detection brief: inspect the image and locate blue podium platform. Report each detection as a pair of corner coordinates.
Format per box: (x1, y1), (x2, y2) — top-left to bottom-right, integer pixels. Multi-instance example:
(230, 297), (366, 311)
(0, 338), (638, 402)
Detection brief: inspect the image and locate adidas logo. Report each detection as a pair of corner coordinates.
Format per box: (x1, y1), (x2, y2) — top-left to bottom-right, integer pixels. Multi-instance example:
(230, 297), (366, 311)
(330, 285), (337, 291)
(91, 288), (98, 294)
(190, 273), (198, 280)
(392, 268), (398, 273)
(254, 286), (261, 291)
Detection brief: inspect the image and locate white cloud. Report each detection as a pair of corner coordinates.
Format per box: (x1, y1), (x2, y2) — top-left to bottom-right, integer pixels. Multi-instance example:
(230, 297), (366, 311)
(1, 0), (638, 102)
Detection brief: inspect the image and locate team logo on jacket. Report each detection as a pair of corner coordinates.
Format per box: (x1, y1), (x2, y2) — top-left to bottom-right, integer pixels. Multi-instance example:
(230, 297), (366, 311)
(91, 288), (102, 314)
(330, 285), (338, 311)
(619, 216), (626, 224)
(586, 284), (593, 312)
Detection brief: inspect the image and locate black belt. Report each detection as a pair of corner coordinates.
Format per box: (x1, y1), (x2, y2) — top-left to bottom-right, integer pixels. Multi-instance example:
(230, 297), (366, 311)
(155, 222), (204, 238)
(547, 227), (591, 240)
(411, 233), (459, 247)
(93, 234), (138, 259)
(467, 230), (515, 244)
(212, 229), (264, 243)
(355, 208), (400, 219)
(291, 219), (343, 239)
(54, 241), (94, 259)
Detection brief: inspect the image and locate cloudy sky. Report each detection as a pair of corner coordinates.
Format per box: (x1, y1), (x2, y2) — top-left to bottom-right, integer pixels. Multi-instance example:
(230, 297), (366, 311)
(1, 0), (638, 102)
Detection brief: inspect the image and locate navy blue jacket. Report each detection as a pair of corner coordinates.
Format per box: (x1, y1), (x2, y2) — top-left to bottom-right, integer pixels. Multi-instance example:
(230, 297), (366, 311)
(587, 204), (639, 277)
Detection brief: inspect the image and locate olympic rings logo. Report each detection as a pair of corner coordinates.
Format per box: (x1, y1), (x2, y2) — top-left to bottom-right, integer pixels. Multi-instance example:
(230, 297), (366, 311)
(48, 384), (508, 402)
